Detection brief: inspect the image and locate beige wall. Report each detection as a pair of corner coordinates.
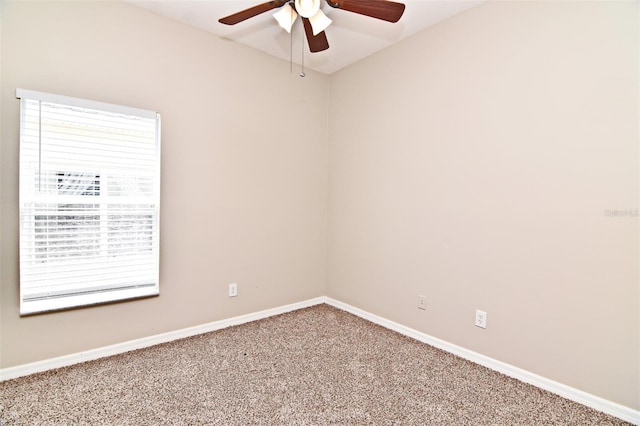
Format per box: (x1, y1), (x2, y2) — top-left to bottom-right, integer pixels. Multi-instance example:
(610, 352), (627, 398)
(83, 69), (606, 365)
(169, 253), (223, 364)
(1, 1), (328, 366)
(327, 0), (638, 410)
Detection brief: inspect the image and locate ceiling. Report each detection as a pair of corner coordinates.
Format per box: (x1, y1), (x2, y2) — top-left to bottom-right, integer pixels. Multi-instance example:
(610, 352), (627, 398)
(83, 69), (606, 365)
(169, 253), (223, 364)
(126, 0), (483, 75)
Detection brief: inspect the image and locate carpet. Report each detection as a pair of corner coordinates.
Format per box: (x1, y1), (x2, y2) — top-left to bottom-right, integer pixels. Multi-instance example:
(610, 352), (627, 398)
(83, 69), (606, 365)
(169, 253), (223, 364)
(0, 304), (630, 425)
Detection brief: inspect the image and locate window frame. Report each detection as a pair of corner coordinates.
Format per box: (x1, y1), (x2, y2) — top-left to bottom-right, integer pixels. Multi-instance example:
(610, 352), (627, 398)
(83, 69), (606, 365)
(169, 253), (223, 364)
(17, 89), (161, 315)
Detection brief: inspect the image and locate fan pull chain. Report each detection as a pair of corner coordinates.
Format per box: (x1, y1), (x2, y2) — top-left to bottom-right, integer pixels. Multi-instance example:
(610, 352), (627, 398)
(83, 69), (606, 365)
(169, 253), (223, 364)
(289, 3), (294, 74)
(300, 29), (305, 77)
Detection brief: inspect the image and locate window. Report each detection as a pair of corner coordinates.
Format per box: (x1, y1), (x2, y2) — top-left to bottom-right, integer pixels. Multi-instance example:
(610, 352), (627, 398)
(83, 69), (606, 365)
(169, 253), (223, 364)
(17, 89), (161, 315)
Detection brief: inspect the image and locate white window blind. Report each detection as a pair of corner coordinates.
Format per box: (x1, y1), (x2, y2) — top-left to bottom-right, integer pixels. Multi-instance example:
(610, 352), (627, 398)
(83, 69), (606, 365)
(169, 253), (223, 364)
(17, 89), (161, 315)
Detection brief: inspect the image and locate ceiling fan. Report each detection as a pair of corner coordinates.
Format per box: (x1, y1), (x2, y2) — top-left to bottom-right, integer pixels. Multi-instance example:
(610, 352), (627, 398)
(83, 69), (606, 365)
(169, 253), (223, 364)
(219, 0), (406, 53)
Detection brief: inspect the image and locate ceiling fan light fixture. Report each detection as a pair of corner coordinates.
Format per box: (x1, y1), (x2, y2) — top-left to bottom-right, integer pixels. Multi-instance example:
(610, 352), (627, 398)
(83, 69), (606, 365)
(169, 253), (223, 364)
(273, 3), (298, 33)
(294, 0), (320, 18)
(309, 9), (332, 36)
(220, 0), (406, 56)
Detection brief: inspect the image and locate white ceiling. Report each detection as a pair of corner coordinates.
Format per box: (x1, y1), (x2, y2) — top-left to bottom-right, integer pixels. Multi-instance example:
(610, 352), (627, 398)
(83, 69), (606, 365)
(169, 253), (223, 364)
(127, 0), (483, 75)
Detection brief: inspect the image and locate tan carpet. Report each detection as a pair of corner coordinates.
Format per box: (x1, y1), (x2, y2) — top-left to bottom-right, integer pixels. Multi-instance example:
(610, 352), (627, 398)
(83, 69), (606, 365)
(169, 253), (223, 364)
(0, 304), (630, 425)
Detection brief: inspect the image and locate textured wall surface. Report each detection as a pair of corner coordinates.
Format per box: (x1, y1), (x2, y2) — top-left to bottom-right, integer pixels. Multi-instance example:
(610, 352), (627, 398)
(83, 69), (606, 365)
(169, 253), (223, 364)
(1, 1), (329, 367)
(327, 1), (639, 410)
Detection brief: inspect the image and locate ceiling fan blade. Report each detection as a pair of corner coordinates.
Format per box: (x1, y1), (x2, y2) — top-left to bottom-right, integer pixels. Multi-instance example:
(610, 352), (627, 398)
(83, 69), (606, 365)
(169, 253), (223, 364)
(302, 18), (329, 53)
(219, 0), (288, 25)
(326, 0), (405, 23)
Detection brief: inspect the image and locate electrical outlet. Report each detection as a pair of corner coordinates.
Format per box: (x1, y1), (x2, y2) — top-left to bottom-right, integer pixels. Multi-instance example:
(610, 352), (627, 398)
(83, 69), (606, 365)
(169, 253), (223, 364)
(475, 309), (487, 329)
(228, 283), (238, 298)
(418, 295), (427, 310)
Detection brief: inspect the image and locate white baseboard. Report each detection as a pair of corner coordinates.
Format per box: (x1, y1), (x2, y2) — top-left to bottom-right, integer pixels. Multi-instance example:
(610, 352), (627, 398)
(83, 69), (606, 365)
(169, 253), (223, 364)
(0, 297), (325, 382)
(324, 297), (640, 425)
(1, 295), (637, 424)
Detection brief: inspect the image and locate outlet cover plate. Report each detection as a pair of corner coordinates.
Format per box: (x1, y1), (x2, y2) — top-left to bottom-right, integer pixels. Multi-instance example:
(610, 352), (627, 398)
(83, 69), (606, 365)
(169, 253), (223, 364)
(418, 295), (427, 310)
(229, 283), (238, 298)
(475, 309), (487, 328)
